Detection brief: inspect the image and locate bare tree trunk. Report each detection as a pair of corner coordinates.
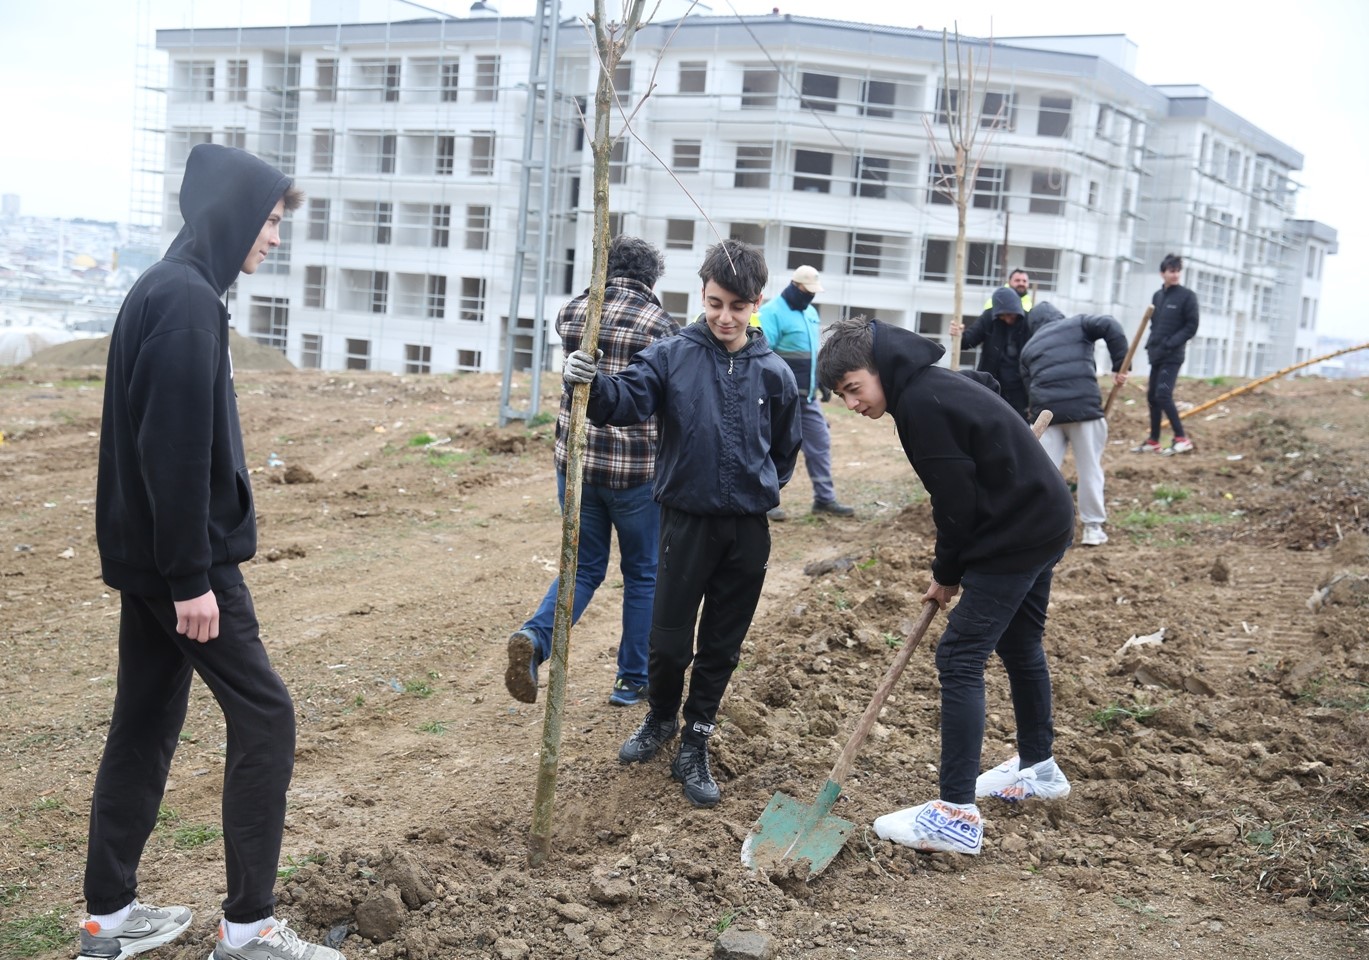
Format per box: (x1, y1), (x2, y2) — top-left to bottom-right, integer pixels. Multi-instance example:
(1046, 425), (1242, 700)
(529, 0), (646, 868)
(950, 145), (969, 370)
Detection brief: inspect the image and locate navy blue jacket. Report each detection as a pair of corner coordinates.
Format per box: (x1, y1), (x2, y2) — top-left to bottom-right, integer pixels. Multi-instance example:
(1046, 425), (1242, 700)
(1020, 302), (1128, 424)
(587, 322), (802, 516)
(1146, 283), (1200, 365)
(97, 144), (290, 600)
(872, 320), (1074, 585)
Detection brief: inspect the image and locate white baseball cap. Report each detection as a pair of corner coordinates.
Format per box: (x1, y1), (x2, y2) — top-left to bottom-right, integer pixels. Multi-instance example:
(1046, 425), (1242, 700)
(791, 265), (824, 293)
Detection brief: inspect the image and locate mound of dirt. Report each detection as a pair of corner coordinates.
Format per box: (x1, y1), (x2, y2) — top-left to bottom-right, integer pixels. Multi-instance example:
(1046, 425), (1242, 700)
(26, 328), (295, 371)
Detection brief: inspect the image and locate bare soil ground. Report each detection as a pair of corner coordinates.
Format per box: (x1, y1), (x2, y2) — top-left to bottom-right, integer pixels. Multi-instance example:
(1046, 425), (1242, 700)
(2, 362), (1366, 960)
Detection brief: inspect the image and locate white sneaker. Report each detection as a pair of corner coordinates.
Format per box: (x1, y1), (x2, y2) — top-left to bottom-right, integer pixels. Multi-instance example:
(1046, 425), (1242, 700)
(1081, 523), (1108, 546)
(987, 757), (1071, 804)
(974, 754), (1021, 797)
(873, 799), (983, 855)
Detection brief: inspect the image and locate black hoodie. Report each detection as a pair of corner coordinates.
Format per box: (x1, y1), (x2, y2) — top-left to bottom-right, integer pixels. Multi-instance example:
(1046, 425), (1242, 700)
(871, 320), (1074, 585)
(96, 144), (291, 600)
(960, 287), (1031, 417)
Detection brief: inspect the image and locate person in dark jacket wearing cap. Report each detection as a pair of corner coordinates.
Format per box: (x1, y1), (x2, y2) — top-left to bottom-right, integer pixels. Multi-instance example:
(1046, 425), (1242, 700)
(757, 265), (854, 519)
(950, 287), (1032, 419)
(82, 144), (345, 960)
(1019, 302), (1129, 546)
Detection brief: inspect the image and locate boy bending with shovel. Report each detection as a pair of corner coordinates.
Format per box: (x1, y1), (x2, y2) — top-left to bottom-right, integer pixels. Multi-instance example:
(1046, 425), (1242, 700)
(817, 315), (1075, 854)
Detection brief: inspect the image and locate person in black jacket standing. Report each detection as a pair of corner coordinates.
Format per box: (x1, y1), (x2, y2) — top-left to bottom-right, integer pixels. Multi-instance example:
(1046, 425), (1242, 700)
(817, 316), (1075, 856)
(949, 287), (1031, 419)
(563, 239), (802, 809)
(82, 145), (344, 960)
(1135, 253), (1200, 454)
(1019, 303), (1129, 546)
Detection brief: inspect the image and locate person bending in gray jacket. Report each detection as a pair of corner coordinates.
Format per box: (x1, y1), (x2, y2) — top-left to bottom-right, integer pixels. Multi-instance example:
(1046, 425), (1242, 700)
(1019, 302), (1128, 546)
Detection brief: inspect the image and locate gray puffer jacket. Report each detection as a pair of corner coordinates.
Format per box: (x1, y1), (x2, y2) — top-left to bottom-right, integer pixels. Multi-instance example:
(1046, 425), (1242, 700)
(1019, 302), (1127, 424)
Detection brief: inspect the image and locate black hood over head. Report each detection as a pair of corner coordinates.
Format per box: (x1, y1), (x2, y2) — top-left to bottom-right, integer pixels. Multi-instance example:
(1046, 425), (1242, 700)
(872, 319), (946, 408)
(1026, 300), (1065, 333)
(164, 144), (291, 295)
(990, 286), (1025, 319)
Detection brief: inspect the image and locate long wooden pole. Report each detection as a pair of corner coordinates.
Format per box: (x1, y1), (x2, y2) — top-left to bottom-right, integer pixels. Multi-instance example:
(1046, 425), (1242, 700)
(1182, 340), (1369, 420)
(1103, 305), (1153, 416)
(528, 0), (646, 868)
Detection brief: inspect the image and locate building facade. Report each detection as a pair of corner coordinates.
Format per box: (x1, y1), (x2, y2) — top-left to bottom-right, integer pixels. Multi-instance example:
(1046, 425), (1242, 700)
(153, 12), (1335, 378)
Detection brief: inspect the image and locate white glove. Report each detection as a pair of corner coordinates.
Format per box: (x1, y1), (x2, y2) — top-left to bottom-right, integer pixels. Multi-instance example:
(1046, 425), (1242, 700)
(563, 349), (601, 384)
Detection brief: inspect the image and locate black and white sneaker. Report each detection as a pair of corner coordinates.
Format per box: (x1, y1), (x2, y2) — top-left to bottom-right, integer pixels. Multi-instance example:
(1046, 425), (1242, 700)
(671, 741), (721, 807)
(618, 711), (679, 763)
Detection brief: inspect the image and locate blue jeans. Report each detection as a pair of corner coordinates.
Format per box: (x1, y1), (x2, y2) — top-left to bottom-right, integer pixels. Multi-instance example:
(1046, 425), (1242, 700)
(519, 470), (658, 686)
(934, 550), (1065, 804)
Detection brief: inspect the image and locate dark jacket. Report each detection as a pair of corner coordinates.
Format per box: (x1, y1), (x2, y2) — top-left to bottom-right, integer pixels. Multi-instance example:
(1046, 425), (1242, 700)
(587, 322), (803, 516)
(97, 144), (291, 600)
(1146, 283), (1200, 365)
(871, 320), (1074, 585)
(1019, 302), (1128, 424)
(960, 287), (1031, 417)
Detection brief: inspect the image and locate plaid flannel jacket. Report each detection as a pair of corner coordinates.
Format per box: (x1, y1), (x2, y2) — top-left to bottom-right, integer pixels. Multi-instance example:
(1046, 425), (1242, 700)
(554, 277), (679, 488)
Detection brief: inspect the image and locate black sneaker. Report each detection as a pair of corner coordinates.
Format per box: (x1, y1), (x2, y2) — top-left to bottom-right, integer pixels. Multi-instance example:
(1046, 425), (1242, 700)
(812, 500), (855, 516)
(672, 741), (720, 807)
(504, 630), (539, 704)
(618, 711), (679, 763)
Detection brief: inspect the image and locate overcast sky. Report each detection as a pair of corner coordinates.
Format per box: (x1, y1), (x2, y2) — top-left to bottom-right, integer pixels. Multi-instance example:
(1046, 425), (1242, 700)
(1, 0), (1362, 338)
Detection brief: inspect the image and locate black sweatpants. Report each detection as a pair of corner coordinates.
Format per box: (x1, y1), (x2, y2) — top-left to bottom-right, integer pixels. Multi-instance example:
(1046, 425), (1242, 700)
(648, 507), (770, 744)
(1147, 360), (1185, 441)
(84, 583), (296, 923)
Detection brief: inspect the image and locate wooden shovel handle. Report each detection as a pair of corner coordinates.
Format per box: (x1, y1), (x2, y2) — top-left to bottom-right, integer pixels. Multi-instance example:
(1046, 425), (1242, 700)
(1104, 304), (1153, 416)
(828, 599), (940, 785)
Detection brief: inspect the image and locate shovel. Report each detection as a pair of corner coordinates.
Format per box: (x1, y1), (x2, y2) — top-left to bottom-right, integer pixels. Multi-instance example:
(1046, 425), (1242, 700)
(741, 599), (940, 877)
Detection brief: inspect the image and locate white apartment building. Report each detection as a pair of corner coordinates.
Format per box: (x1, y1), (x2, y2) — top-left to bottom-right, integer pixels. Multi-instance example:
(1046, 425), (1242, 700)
(152, 11), (1335, 378)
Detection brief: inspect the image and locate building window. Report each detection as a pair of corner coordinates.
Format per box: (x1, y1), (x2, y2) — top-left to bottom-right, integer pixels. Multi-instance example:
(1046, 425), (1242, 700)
(800, 72), (839, 111)
(405, 344), (432, 374)
(659, 291), (689, 317)
(1037, 95), (1072, 137)
(608, 212), (624, 237)
(729, 222), (765, 247)
(166, 128), (213, 168)
(1022, 248), (1060, 291)
(460, 277), (486, 322)
(442, 61), (459, 101)
(613, 61), (633, 95)
(1078, 254), (1091, 286)
(678, 61), (706, 93)
(861, 79), (895, 118)
(248, 297), (288, 352)
(848, 232), (911, 278)
(342, 201), (392, 245)
(852, 154), (917, 200)
(1300, 297), (1318, 330)
(474, 55), (500, 101)
(351, 132), (397, 174)
(307, 198), (330, 241)
(1087, 180), (1100, 210)
(609, 139), (628, 184)
(673, 140), (701, 171)
(304, 266), (327, 308)
(734, 145), (772, 189)
(1029, 170), (1067, 215)
(456, 349), (482, 371)
(356, 59), (401, 102)
(741, 68), (778, 108)
(928, 163), (1007, 209)
(300, 334), (322, 369)
(316, 59), (337, 102)
(432, 204), (451, 248)
(345, 338), (371, 371)
(793, 150), (834, 194)
(922, 239), (1001, 285)
(471, 132), (495, 176)
(465, 205), (491, 250)
(226, 60), (248, 102)
(221, 127), (246, 150)
(787, 227), (826, 271)
(312, 130), (334, 173)
(981, 91), (1017, 130)
(665, 219), (694, 250)
(427, 275), (446, 319)
(436, 135), (455, 175)
(173, 60), (215, 103)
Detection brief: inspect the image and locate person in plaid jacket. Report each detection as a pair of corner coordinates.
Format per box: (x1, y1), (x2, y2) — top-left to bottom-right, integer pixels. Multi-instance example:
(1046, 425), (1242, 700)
(505, 235), (680, 707)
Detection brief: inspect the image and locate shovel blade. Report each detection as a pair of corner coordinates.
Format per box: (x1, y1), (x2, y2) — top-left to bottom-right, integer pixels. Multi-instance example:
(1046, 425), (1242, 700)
(740, 781), (854, 877)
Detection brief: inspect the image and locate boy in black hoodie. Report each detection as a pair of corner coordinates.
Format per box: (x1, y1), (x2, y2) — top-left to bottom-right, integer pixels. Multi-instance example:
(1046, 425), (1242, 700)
(817, 315), (1075, 855)
(81, 145), (343, 960)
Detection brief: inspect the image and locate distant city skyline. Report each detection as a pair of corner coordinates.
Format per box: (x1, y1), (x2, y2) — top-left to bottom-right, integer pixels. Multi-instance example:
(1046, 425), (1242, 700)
(2, 0), (1363, 340)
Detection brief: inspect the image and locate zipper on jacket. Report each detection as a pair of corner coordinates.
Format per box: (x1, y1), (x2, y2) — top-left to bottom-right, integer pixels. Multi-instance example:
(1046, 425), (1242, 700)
(728, 356), (734, 375)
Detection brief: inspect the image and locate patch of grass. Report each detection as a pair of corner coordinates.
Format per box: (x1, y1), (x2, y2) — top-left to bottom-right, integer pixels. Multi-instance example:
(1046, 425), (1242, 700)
(418, 720), (448, 735)
(0, 909), (68, 958)
(57, 377), (103, 388)
(427, 449), (476, 468)
(1297, 677), (1369, 711)
(156, 805), (178, 825)
(1150, 484), (1190, 504)
(1090, 702), (1159, 732)
(857, 556), (878, 570)
(1112, 895), (1164, 919)
(528, 411), (555, 427)
(0, 882), (27, 907)
(831, 591), (851, 611)
(172, 824), (222, 849)
(1204, 376), (1235, 387)
(31, 797), (61, 812)
(353, 694), (366, 708)
(882, 632), (903, 650)
(407, 432), (438, 447)
(713, 907), (744, 933)
(277, 852), (328, 881)
(404, 679), (435, 698)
